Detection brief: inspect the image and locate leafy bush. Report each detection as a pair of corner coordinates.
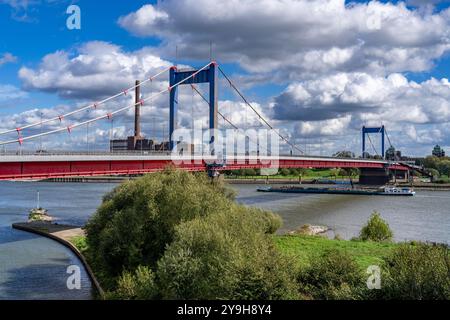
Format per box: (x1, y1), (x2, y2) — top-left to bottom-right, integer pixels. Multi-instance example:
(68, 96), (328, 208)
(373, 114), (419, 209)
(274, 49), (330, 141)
(243, 168), (257, 176)
(85, 168), (292, 300)
(380, 243), (450, 300)
(279, 168), (291, 176)
(359, 212), (393, 242)
(85, 169), (236, 288)
(297, 249), (365, 300)
(435, 175), (450, 184)
(113, 266), (157, 300)
(156, 206), (298, 300)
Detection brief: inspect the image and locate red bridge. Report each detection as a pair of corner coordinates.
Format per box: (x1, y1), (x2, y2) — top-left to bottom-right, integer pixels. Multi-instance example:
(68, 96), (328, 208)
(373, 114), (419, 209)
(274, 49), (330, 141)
(0, 153), (408, 181)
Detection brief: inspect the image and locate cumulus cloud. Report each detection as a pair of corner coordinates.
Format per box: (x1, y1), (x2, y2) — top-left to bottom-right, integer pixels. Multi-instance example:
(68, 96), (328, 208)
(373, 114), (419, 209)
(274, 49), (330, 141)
(294, 116), (352, 137)
(19, 41), (173, 100)
(272, 73), (450, 126)
(118, 0), (450, 78)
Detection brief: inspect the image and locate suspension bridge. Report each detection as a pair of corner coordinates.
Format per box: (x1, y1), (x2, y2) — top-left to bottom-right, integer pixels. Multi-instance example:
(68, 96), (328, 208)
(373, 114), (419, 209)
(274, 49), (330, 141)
(0, 61), (410, 183)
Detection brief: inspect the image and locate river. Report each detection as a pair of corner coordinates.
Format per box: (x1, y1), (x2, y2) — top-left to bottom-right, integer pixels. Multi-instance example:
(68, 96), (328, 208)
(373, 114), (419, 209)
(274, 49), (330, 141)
(0, 181), (449, 300)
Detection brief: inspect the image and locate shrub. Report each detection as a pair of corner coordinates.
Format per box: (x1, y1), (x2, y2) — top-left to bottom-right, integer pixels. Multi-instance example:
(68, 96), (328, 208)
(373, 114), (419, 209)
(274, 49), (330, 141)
(113, 266), (157, 300)
(359, 212), (393, 242)
(243, 168), (257, 176)
(297, 249), (365, 300)
(380, 243), (450, 300)
(156, 206), (298, 300)
(279, 168), (291, 176)
(85, 169), (236, 288)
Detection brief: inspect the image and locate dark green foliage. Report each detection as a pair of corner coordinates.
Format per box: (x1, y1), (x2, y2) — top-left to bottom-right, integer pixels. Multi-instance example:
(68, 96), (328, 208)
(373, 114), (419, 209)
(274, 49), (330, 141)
(156, 207), (298, 300)
(297, 249), (365, 300)
(423, 155), (450, 176)
(380, 243), (450, 300)
(85, 169), (236, 288)
(359, 212), (393, 242)
(113, 266), (157, 300)
(85, 168), (292, 299)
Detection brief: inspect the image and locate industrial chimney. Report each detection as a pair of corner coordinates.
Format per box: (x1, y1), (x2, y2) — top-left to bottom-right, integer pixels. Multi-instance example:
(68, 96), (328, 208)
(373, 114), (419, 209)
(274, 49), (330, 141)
(134, 80), (141, 139)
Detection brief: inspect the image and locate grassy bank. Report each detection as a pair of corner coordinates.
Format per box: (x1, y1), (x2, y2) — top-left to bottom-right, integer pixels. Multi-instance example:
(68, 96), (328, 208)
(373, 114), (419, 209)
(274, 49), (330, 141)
(274, 234), (398, 270)
(71, 233), (398, 278)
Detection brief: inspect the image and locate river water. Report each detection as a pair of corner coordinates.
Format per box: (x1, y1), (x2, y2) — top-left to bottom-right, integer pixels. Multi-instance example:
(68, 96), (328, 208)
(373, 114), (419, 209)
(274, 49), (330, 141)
(0, 181), (449, 300)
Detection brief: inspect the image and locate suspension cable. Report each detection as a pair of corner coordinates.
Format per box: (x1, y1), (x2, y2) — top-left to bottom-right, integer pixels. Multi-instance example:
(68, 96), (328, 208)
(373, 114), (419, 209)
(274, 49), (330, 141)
(384, 128), (394, 148)
(217, 66), (304, 155)
(0, 66), (173, 136)
(190, 84), (238, 130)
(366, 133), (379, 157)
(0, 62), (214, 146)
(190, 83), (273, 155)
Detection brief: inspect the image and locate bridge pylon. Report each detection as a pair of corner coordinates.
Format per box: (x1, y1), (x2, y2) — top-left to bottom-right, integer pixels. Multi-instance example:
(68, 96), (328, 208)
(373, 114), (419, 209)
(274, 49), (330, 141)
(169, 62), (218, 153)
(362, 125), (385, 159)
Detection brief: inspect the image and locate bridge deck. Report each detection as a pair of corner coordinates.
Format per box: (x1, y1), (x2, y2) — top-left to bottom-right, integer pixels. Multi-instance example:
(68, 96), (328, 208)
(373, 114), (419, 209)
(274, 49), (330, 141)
(0, 154), (408, 180)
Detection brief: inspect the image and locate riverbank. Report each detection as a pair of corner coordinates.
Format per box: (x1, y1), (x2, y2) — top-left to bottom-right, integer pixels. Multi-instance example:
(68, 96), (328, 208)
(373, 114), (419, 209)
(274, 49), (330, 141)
(275, 234), (399, 269)
(59, 232), (402, 291)
(11, 221), (104, 298)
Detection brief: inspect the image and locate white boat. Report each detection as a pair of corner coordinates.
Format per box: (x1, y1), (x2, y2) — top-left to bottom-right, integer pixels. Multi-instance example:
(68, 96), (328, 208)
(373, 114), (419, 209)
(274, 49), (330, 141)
(381, 186), (415, 196)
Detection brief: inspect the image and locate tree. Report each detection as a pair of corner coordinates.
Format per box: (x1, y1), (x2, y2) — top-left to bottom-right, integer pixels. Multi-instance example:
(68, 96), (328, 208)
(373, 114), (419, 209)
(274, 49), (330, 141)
(423, 156), (439, 170)
(85, 169), (236, 287)
(426, 168), (440, 180)
(243, 168), (257, 176)
(85, 168), (297, 300)
(437, 159), (450, 176)
(329, 168), (340, 180)
(359, 212), (393, 242)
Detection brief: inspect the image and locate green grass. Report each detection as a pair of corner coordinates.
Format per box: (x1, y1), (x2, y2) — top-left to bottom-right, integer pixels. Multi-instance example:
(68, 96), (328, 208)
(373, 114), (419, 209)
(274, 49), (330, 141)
(70, 235), (88, 254)
(274, 234), (398, 270)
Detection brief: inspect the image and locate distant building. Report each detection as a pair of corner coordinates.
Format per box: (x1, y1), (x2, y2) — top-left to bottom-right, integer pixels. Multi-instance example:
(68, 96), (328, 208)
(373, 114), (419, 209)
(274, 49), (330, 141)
(110, 137), (155, 152)
(154, 141), (170, 151)
(432, 145), (445, 157)
(110, 139), (128, 151)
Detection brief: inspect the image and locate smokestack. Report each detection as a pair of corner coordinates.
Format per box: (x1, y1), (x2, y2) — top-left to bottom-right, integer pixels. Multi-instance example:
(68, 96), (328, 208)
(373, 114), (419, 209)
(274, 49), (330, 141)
(134, 80), (141, 138)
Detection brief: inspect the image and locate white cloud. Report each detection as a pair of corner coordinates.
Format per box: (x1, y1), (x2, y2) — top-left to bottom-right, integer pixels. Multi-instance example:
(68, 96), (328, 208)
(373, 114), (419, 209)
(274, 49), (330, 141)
(119, 0), (450, 78)
(0, 84), (27, 102)
(0, 53), (17, 66)
(118, 4), (169, 36)
(272, 72), (450, 125)
(294, 115), (352, 137)
(19, 41), (172, 100)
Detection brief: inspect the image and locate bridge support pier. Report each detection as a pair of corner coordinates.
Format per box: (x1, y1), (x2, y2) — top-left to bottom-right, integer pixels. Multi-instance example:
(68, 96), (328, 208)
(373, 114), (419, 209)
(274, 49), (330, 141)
(359, 168), (390, 186)
(390, 169), (410, 183)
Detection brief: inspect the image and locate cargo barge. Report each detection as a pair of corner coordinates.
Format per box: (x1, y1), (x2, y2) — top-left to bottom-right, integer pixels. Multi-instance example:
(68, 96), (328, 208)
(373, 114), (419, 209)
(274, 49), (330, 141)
(257, 186), (415, 196)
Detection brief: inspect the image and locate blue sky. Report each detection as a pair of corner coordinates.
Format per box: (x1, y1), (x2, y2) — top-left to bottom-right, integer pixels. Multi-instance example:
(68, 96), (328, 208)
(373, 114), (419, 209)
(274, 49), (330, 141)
(0, 0), (449, 155)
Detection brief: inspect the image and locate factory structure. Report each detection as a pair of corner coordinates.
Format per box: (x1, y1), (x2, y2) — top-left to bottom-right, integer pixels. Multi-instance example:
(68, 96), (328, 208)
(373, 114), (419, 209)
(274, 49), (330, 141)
(110, 80), (193, 153)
